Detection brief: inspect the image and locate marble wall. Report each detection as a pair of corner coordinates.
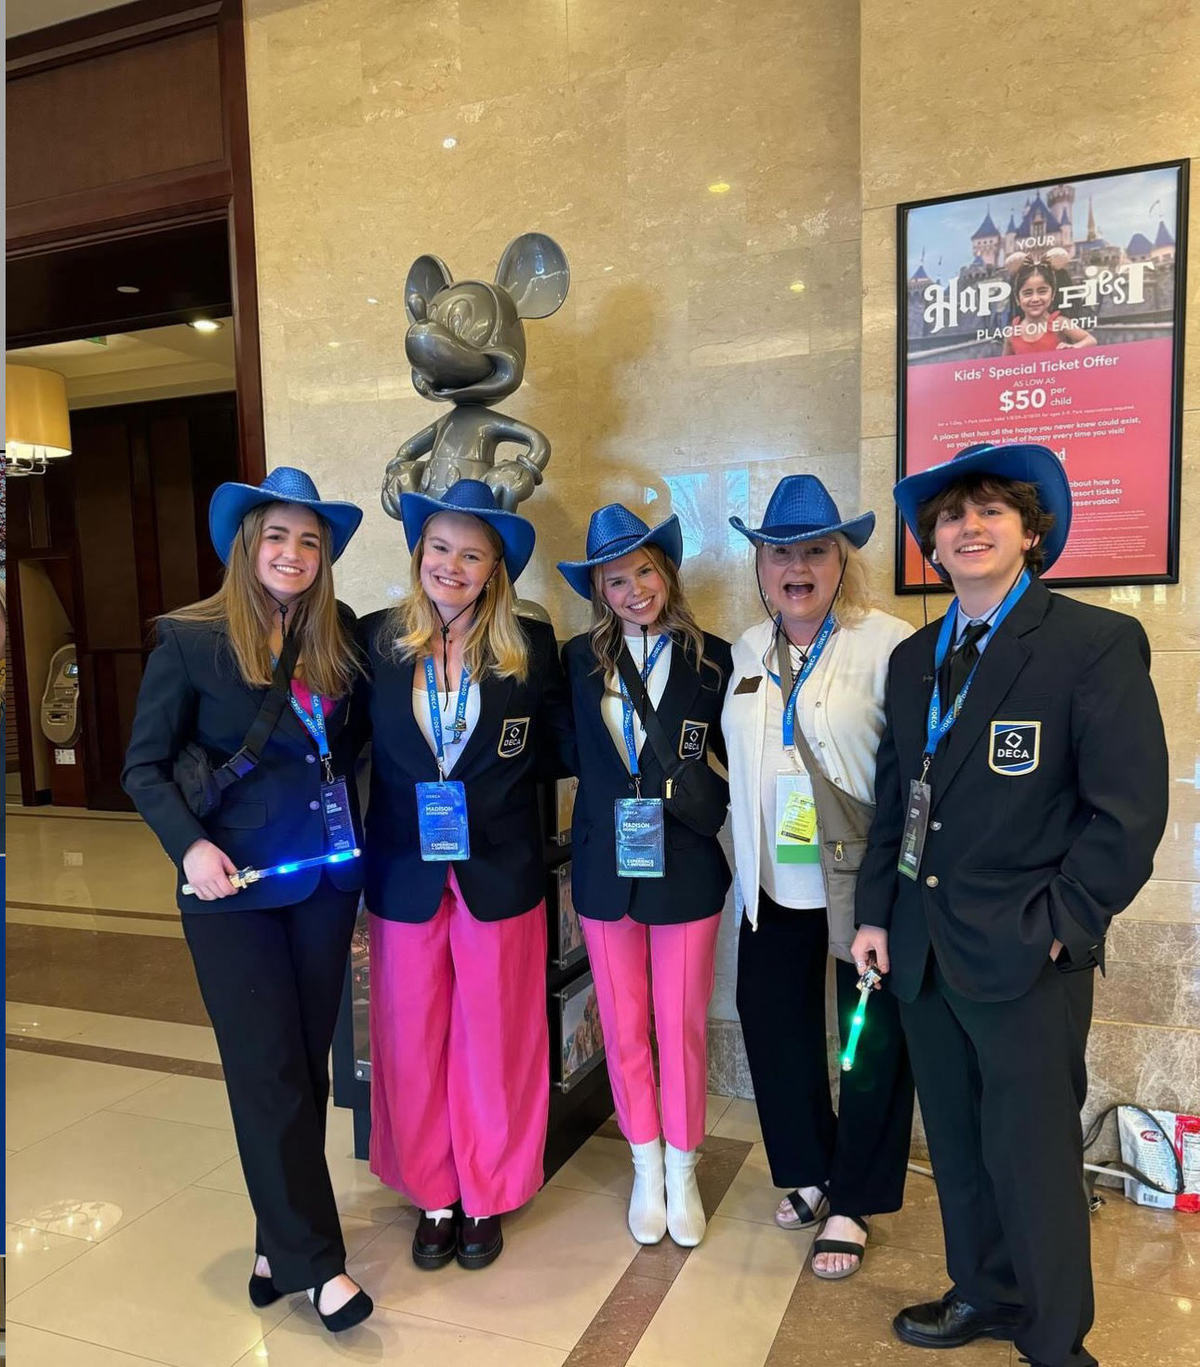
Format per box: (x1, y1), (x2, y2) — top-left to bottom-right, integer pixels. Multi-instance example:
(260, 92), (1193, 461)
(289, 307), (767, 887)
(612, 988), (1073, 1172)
(859, 1), (1200, 1126)
(242, 0), (1199, 1120)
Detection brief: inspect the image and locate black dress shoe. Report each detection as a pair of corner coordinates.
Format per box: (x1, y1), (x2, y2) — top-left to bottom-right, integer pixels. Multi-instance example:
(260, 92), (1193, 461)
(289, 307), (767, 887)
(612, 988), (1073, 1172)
(457, 1213), (503, 1270)
(310, 1280), (374, 1333)
(893, 1289), (1022, 1348)
(412, 1205), (460, 1270)
(248, 1271), (283, 1308)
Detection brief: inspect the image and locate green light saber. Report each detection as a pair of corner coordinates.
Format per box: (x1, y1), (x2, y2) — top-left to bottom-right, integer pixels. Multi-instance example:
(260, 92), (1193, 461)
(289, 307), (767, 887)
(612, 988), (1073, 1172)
(840, 965), (882, 1072)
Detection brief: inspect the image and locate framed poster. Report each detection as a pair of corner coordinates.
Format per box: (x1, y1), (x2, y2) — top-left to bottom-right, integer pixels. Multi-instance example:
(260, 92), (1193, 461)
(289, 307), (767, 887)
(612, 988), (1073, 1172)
(897, 160), (1187, 591)
(555, 971), (606, 1092)
(550, 861), (587, 971)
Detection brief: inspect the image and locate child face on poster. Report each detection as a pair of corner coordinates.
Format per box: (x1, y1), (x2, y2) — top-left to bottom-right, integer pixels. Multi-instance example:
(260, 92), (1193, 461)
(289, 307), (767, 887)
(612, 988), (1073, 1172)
(1015, 267), (1056, 322)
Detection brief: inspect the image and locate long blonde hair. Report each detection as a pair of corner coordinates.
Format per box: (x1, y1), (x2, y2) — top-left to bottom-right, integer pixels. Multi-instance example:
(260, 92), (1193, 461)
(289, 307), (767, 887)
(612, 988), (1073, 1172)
(386, 519), (530, 682)
(757, 532), (872, 628)
(164, 502), (359, 698)
(587, 544), (722, 687)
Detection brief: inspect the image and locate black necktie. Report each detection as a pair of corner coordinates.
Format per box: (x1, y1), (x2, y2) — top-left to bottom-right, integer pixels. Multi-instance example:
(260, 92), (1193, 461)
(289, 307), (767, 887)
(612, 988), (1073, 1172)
(940, 620), (990, 711)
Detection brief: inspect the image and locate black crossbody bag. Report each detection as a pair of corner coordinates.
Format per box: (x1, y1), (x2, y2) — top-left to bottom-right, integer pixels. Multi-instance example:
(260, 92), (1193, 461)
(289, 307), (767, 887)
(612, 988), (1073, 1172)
(615, 647), (729, 838)
(172, 631), (302, 819)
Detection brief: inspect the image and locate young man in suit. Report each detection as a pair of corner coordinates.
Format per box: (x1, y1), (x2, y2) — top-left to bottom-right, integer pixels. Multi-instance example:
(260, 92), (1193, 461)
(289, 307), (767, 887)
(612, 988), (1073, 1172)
(853, 442), (1168, 1367)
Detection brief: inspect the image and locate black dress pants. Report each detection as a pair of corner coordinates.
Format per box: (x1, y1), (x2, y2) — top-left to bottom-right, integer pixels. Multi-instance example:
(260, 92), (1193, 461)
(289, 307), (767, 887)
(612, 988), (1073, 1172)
(182, 877), (359, 1292)
(900, 957), (1096, 1367)
(736, 890), (914, 1216)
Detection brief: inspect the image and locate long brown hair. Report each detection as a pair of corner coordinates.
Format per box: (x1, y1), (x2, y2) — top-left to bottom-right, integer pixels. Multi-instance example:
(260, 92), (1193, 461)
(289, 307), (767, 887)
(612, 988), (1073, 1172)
(385, 519), (530, 682)
(587, 544), (721, 687)
(164, 502), (359, 697)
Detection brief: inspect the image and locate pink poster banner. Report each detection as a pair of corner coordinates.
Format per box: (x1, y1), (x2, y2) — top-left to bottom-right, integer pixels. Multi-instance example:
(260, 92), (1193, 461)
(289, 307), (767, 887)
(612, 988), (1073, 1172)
(897, 162), (1186, 590)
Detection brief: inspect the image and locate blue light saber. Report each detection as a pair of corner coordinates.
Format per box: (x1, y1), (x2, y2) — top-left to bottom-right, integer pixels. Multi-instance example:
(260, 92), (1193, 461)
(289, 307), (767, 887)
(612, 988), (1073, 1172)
(840, 965), (882, 1072)
(182, 848), (361, 896)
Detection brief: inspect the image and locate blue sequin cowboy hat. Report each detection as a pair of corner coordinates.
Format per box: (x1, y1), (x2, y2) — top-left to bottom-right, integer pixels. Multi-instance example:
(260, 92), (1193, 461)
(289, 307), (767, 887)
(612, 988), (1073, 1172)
(893, 441), (1072, 580)
(729, 475), (875, 548)
(400, 479), (536, 582)
(209, 466), (363, 563)
(556, 503), (683, 599)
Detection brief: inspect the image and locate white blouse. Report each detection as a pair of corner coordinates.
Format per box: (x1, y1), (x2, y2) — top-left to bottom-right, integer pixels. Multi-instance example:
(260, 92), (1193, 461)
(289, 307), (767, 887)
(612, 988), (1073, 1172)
(599, 633), (673, 773)
(722, 610), (915, 927)
(412, 671), (482, 775)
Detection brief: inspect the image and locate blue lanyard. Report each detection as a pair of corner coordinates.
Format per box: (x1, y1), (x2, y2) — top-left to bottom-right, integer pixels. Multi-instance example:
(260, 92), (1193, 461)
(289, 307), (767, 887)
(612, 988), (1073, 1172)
(924, 570), (1031, 760)
(271, 653), (333, 779)
(619, 634), (670, 782)
(768, 610), (837, 751)
(424, 656), (472, 776)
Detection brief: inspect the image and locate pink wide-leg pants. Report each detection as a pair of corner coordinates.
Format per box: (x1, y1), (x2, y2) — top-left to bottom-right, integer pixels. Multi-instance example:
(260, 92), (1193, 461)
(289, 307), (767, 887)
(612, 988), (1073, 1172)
(368, 869), (549, 1216)
(579, 913), (720, 1152)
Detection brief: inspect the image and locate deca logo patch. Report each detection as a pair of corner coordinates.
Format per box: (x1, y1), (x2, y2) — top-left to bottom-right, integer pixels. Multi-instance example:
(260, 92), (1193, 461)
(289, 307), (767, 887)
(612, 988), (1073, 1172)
(679, 720), (708, 760)
(988, 720), (1041, 776)
(498, 717), (530, 759)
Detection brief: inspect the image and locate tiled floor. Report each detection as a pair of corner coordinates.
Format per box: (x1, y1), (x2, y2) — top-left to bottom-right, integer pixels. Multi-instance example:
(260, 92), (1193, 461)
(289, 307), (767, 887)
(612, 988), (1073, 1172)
(6, 810), (1198, 1366)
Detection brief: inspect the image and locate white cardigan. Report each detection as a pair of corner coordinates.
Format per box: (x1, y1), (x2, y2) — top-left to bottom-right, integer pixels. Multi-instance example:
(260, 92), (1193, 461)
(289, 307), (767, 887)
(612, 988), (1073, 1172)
(721, 609), (914, 929)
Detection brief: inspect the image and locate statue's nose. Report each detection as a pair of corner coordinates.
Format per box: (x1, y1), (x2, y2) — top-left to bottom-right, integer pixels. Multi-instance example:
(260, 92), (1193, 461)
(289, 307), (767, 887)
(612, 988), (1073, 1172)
(406, 322), (493, 387)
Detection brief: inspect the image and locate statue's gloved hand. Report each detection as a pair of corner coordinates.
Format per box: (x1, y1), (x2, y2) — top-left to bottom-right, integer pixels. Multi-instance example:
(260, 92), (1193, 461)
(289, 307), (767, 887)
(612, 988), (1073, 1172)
(381, 454), (428, 519)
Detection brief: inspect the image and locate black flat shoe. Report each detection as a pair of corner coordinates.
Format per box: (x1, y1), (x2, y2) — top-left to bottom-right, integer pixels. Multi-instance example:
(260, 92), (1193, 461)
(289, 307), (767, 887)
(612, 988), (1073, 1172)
(310, 1280), (374, 1333)
(893, 1289), (1022, 1348)
(457, 1213), (503, 1270)
(248, 1271), (283, 1308)
(413, 1205), (460, 1270)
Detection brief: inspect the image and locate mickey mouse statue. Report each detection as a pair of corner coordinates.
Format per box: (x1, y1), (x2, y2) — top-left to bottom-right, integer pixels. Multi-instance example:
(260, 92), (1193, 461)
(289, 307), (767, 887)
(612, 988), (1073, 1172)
(382, 233), (570, 517)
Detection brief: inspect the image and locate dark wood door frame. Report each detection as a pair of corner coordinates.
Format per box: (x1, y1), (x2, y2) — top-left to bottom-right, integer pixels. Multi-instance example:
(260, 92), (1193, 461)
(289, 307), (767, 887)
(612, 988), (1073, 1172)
(6, 0), (265, 482)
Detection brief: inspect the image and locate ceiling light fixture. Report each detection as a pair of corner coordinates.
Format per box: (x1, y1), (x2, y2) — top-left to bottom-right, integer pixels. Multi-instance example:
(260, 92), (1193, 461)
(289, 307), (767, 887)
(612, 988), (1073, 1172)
(116, 284), (140, 294)
(189, 318), (223, 333)
(789, 280), (806, 293)
(443, 136), (458, 149)
(708, 181), (732, 195)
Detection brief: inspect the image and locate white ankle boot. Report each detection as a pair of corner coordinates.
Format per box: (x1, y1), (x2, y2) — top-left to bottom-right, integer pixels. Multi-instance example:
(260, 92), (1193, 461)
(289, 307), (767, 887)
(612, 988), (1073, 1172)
(664, 1142), (706, 1247)
(628, 1139), (667, 1244)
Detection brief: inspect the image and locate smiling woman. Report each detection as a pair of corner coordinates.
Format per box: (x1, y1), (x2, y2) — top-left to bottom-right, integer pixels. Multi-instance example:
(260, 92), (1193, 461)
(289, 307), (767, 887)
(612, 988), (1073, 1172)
(722, 473), (915, 1282)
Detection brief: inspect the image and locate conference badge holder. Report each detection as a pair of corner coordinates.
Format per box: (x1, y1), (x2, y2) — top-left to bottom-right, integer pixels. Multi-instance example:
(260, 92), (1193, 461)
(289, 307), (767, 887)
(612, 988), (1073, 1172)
(416, 781), (471, 862)
(775, 772), (820, 865)
(614, 797), (665, 878)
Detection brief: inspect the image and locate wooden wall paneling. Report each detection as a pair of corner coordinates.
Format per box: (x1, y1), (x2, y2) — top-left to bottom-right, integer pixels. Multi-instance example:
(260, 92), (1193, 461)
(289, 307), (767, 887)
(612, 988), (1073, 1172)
(6, 27), (225, 208)
(149, 410), (201, 613)
(186, 394), (240, 597)
(71, 414), (142, 650)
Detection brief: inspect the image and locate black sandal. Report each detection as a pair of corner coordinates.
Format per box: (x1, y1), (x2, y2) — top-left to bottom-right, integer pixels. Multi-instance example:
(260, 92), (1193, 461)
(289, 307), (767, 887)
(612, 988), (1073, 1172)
(811, 1214), (869, 1280)
(775, 1186), (829, 1230)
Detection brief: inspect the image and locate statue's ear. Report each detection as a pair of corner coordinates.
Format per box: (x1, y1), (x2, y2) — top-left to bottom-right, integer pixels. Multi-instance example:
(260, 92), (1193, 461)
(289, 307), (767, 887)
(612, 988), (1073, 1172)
(495, 234), (570, 319)
(405, 255), (453, 322)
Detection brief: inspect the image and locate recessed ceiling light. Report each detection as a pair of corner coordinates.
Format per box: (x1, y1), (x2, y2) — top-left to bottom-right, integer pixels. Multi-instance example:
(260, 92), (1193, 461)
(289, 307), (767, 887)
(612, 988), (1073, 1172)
(443, 136), (458, 149)
(366, 297), (380, 305)
(116, 284), (140, 294)
(788, 280), (806, 293)
(708, 181), (732, 195)
(328, 341), (341, 348)
(189, 318), (223, 333)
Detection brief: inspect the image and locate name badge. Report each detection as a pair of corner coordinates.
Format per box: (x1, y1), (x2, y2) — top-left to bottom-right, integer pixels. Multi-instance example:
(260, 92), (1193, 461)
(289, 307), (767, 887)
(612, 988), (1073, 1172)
(498, 716), (530, 759)
(679, 719), (707, 760)
(320, 777), (358, 854)
(416, 780), (470, 861)
(614, 797), (665, 878)
(897, 779), (932, 880)
(775, 772), (820, 864)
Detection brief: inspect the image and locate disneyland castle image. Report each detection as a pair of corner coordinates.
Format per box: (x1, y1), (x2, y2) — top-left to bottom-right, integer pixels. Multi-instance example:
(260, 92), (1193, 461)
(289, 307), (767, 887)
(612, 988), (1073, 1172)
(906, 178), (1178, 360)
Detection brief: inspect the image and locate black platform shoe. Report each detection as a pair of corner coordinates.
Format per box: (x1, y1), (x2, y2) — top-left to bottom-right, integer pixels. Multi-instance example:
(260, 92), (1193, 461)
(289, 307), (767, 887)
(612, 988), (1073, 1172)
(309, 1279), (374, 1333)
(457, 1213), (503, 1270)
(412, 1205), (460, 1270)
(248, 1271), (283, 1308)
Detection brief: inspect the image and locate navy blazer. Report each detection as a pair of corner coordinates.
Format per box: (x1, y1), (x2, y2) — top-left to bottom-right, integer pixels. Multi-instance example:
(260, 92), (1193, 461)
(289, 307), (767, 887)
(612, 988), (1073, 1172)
(122, 611), (368, 914)
(855, 577), (1168, 1004)
(563, 631), (733, 925)
(359, 612), (573, 923)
